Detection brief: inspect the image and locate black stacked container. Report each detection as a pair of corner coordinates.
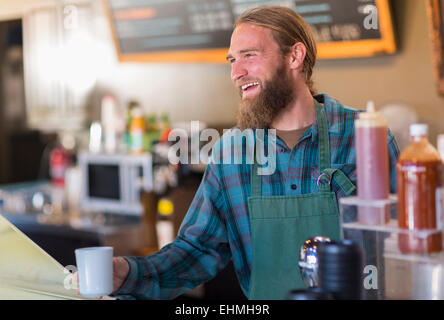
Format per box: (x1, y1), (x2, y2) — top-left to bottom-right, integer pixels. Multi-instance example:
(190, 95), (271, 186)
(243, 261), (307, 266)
(317, 240), (364, 300)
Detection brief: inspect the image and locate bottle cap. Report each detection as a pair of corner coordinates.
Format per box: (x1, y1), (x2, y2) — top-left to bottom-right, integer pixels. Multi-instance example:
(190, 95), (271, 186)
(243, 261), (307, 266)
(366, 101), (375, 113)
(410, 123), (428, 137)
(131, 107), (143, 118)
(356, 101), (387, 127)
(358, 101), (377, 119)
(158, 198), (174, 216)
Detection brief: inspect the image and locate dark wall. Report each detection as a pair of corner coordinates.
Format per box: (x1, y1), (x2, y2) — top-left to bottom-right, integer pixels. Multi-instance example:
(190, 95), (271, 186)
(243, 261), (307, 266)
(0, 20), (58, 183)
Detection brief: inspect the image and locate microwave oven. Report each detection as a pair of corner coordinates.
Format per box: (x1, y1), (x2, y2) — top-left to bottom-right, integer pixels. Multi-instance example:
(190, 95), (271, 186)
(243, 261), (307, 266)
(78, 152), (153, 215)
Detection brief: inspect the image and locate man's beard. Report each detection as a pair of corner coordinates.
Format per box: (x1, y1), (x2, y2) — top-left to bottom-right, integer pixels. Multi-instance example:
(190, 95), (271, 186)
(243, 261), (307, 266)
(236, 62), (294, 130)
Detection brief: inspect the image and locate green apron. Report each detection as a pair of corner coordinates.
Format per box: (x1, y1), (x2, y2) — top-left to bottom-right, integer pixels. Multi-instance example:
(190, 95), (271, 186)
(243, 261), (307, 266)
(247, 100), (356, 300)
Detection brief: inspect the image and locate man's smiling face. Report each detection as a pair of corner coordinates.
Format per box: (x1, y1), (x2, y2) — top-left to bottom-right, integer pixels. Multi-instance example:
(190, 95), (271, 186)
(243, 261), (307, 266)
(227, 23), (295, 130)
(227, 23), (284, 101)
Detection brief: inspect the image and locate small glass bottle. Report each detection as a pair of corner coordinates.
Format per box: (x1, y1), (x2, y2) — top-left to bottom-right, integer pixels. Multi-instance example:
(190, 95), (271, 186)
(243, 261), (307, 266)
(397, 124), (443, 254)
(129, 107), (146, 154)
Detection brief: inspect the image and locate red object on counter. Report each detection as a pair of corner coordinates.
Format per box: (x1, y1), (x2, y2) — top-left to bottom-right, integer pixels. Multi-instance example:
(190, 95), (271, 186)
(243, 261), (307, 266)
(159, 128), (171, 143)
(355, 101), (390, 225)
(50, 146), (70, 187)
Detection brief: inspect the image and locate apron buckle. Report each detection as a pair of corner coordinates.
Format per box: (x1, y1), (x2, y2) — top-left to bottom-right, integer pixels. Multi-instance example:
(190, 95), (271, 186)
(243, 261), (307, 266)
(316, 173), (331, 186)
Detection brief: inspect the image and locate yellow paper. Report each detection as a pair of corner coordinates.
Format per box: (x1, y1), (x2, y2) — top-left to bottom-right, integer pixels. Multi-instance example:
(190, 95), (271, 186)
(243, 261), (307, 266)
(0, 214), (109, 300)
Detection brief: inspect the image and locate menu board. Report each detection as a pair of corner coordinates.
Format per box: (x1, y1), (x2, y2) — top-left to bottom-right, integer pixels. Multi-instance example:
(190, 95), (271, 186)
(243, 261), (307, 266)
(103, 0), (396, 62)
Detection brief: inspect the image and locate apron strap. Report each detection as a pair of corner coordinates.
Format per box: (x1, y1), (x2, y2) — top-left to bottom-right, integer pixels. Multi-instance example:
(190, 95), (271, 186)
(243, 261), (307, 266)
(314, 100), (331, 173)
(251, 161), (261, 197)
(314, 99), (356, 195)
(317, 168), (356, 195)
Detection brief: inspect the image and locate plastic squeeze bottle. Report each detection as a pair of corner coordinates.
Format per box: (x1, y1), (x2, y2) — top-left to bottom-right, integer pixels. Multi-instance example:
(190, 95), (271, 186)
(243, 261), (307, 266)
(355, 101), (390, 225)
(397, 124), (443, 254)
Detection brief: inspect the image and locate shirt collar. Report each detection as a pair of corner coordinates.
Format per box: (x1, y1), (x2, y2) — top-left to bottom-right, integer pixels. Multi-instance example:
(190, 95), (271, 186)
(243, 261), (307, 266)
(262, 93), (343, 149)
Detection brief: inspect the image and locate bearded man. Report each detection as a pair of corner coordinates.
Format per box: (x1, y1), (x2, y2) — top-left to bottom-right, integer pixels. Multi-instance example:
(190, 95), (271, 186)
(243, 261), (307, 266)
(107, 5), (400, 300)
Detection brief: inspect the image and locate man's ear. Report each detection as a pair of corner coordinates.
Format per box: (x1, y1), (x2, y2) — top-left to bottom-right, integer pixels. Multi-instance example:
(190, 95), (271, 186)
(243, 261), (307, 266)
(288, 42), (306, 71)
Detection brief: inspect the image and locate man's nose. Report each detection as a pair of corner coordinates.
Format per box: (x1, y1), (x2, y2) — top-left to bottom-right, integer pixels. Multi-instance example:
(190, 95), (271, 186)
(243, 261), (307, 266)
(231, 61), (247, 83)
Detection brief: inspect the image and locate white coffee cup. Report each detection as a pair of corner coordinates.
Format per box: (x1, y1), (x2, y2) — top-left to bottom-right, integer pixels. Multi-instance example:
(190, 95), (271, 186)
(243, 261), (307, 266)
(75, 246), (113, 298)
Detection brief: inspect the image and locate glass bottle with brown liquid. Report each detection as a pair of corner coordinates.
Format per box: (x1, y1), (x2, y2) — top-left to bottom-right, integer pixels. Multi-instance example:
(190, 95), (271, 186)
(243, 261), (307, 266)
(397, 124), (443, 254)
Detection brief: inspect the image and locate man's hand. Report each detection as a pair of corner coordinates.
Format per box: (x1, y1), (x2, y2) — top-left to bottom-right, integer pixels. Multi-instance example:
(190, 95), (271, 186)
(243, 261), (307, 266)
(112, 256), (130, 293)
(72, 256), (130, 296)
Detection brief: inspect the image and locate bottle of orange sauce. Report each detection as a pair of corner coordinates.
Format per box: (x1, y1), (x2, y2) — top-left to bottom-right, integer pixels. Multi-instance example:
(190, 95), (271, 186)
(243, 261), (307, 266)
(397, 124), (443, 254)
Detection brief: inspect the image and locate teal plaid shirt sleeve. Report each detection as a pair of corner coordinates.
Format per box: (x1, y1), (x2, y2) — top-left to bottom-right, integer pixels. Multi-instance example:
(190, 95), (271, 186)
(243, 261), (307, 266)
(113, 158), (232, 300)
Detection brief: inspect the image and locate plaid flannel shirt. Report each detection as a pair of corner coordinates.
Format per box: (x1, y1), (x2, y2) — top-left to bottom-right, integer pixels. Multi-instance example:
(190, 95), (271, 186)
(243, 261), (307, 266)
(114, 93), (400, 299)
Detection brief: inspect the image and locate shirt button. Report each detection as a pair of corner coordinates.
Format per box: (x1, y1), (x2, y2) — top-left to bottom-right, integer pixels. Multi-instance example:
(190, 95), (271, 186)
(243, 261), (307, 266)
(291, 184), (297, 190)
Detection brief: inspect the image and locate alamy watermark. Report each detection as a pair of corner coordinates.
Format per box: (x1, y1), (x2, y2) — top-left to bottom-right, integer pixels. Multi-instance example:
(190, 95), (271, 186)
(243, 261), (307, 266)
(363, 265), (378, 290)
(64, 5), (78, 30)
(63, 265), (78, 290)
(167, 122), (277, 175)
(363, 5), (378, 30)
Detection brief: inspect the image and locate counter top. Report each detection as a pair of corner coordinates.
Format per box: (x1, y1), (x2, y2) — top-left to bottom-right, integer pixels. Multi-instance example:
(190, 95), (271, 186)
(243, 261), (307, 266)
(2, 211), (142, 238)
(1, 211), (148, 260)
